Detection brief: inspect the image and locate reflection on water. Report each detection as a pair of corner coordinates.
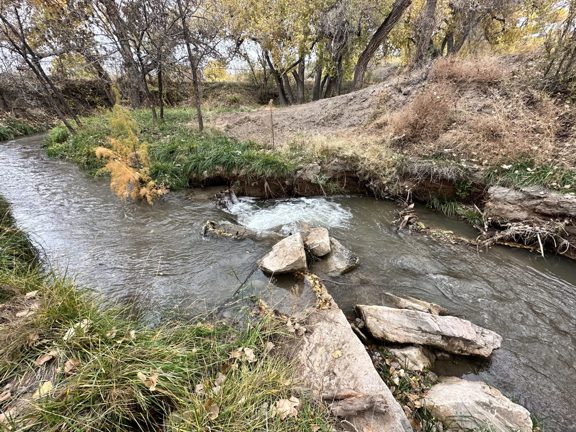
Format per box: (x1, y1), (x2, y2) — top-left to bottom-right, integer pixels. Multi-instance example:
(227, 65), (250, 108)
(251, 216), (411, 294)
(2, 135), (576, 431)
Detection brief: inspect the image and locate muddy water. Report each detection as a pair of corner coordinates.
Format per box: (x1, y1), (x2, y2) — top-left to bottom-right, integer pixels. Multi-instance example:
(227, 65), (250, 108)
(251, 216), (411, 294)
(2, 135), (576, 431)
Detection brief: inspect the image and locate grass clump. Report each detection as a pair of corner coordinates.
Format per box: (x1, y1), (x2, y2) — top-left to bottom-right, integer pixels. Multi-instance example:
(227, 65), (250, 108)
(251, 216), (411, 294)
(0, 197), (37, 281)
(485, 160), (576, 193)
(0, 115), (46, 141)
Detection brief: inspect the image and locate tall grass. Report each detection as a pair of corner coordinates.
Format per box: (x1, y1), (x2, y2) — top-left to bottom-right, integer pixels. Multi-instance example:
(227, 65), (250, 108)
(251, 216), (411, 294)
(0, 116), (47, 141)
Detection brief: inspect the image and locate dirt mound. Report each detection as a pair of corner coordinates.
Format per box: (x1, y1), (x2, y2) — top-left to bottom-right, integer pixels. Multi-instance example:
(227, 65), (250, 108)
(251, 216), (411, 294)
(212, 56), (576, 170)
(212, 70), (426, 147)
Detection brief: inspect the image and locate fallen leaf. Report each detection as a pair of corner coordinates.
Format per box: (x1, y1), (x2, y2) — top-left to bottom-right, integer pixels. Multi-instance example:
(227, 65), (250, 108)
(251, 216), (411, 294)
(230, 349), (243, 359)
(63, 326), (76, 341)
(206, 402), (219, 420)
(32, 381), (53, 399)
(272, 396), (300, 420)
(34, 350), (57, 367)
(25, 290), (38, 299)
(243, 347), (256, 363)
(331, 350), (342, 359)
(64, 358), (81, 375)
(0, 390), (11, 402)
(264, 341), (275, 354)
(106, 327), (117, 339)
(195, 383), (205, 395)
(137, 372), (159, 391)
(15, 309), (33, 318)
(214, 372), (226, 386)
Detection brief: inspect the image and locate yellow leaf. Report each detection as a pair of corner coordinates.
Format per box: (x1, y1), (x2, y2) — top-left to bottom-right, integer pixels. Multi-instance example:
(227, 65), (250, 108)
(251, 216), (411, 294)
(32, 381), (53, 399)
(137, 372), (159, 391)
(331, 349), (342, 359)
(206, 401), (220, 420)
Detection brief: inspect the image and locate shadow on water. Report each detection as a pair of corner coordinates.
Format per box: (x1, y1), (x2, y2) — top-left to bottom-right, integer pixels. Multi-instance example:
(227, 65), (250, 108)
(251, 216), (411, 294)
(2, 135), (576, 431)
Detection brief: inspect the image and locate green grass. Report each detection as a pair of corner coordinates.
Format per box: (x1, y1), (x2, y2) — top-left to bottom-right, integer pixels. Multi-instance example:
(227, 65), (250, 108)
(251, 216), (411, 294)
(0, 116), (47, 141)
(0, 197), (37, 289)
(485, 160), (576, 193)
(46, 107), (295, 189)
(0, 197), (332, 431)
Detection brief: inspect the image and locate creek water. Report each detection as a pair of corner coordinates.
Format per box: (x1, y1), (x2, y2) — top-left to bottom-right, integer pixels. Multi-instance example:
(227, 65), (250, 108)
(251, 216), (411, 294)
(2, 135), (576, 431)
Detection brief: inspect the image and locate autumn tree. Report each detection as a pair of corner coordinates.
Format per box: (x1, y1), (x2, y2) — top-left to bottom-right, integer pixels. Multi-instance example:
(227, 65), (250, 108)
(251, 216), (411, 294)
(96, 95), (166, 204)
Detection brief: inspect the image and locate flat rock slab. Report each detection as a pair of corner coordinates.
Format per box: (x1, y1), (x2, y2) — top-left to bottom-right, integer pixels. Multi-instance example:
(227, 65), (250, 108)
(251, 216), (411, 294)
(358, 305), (502, 357)
(389, 346), (434, 372)
(288, 294), (412, 431)
(304, 227), (331, 257)
(381, 292), (447, 315)
(258, 233), (308, 274)
(313, 238), (359, 276)
(423, 377), (533, 432)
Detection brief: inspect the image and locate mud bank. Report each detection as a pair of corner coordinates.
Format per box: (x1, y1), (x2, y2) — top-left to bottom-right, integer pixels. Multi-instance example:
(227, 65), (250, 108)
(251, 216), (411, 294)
(205, 156), (576, 262)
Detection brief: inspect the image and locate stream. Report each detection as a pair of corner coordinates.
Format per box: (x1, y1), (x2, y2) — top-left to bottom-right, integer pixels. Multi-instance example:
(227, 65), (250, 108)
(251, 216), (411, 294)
(2, 135), (576, 431)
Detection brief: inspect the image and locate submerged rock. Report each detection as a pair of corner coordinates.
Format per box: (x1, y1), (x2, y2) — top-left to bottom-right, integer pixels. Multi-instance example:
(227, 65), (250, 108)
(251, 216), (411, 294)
(358, 305), (502, 357)
(314, 238), (359, 276)
(304, 227), (331, 257)
(381, 292), (447, 315)
(423, 377), (533, 432)
(389, 346), (434, 372)
(289, 286), (413, 431)
(258, 233), (308, 274)
(202, 220), (284, 242)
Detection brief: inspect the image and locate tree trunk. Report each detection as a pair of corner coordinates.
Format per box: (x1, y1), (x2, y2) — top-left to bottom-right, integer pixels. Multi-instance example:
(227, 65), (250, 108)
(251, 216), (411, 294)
(292, 58), (305, 103)
(176, 0), (203, 131)
(158, 62), (164, 120)
(264, 51), (290, 105)
(353, 0), (412, 89)
(411, 0), (437, 68)
(312, 61), (323, 101)
(282, 74), (295, 104)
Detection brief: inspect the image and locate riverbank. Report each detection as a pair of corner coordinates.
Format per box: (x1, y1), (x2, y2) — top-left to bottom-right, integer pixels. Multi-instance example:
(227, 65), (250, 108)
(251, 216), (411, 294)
(45, 88), (576, 260)
(0, 195), (333, 430)
(0, 114), (52, 141)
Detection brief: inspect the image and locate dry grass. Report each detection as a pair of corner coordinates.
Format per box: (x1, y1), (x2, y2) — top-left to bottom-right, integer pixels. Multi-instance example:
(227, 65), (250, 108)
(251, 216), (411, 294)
(388, 84), (457, 146)
(429, 56), (506, 85)
(382, 56), (576, 170)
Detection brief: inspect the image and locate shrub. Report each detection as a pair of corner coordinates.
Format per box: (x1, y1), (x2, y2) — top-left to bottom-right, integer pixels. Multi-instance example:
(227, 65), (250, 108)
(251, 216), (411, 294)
(390, 84), (456, 145)
(47, 125), (70, 144)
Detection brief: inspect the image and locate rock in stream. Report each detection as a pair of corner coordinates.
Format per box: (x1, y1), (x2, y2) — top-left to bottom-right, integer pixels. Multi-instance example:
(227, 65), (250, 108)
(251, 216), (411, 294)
(357, 305), (502, 357)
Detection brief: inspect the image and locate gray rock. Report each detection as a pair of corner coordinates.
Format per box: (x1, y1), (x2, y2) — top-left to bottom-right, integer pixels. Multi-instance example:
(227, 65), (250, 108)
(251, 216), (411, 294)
(358, 305), (502, 357)
(289, 291), (413, 431)
(389, 346), (434, 372)
(304, 227), (331, 257)
(258, 233), (308, 274)
(202, 220), (284, 242)
(314, 238), (359, 276)
(381, 292), (447, 315)
(423, 377), (533, 432)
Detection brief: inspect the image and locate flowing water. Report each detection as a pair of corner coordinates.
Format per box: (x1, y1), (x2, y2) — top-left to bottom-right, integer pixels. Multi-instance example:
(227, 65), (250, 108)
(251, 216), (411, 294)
(2, 135), (576, 431)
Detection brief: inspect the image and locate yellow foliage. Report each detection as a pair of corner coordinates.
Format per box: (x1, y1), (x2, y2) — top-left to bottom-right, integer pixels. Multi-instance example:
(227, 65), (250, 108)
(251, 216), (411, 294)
(96, 102), (166, 204)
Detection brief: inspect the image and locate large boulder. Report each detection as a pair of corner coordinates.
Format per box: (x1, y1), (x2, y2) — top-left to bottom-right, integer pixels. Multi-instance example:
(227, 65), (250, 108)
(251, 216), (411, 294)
(288, 282), (413, 432)
(423, 377), (533, 432)
(258, 233), (308, 274)
(314, 238), (359, 276)
(304, 227), (331, 257)
(389, 346), (434, 372)
(358, 305), (502, 357)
